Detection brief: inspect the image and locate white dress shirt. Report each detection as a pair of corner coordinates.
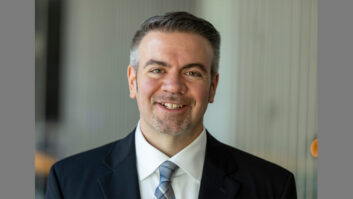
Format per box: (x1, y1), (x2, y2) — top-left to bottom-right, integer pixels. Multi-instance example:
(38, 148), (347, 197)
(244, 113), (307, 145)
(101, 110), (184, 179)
(135, 121), (207, 199)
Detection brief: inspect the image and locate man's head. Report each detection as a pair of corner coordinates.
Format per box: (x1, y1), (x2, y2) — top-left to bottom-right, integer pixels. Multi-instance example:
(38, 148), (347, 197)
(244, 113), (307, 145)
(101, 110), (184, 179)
(129, 11), (220, 77)
(127, 12), (220, 139)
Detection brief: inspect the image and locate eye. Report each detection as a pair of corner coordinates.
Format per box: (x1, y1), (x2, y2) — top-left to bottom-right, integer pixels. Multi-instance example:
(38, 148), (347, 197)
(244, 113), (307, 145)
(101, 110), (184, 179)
(150, 68), (164, 74)
(185, 71), (202, 77)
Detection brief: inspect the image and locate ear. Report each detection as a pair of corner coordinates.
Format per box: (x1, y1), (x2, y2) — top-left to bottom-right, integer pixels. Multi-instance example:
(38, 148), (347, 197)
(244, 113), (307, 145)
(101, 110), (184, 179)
(209, 73), (219, 103)
(127, 65), (137, 99)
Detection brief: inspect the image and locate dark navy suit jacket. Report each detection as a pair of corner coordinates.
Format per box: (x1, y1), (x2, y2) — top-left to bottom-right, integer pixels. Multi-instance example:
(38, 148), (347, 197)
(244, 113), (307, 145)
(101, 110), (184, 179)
(46, 129), (297, 199)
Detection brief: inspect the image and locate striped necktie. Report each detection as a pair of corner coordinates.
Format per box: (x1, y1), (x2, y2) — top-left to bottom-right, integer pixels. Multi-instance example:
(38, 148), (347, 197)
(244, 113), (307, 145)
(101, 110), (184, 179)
(154, 160), (179, 199)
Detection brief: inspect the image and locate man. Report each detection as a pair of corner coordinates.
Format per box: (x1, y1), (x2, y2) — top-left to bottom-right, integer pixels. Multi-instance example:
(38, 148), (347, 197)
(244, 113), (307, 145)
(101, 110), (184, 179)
(46, 11), (297, 199)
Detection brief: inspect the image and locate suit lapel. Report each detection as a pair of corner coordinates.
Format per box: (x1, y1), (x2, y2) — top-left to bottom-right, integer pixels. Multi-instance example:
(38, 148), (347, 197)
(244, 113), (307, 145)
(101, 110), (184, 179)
(98, 130), (141, 199)
(96, 129), (240, 199)
(198, 132), (240, 199)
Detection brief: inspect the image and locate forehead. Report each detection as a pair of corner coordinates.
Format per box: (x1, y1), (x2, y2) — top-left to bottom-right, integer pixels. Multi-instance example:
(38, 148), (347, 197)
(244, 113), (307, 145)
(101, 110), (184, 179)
(138, 31), (213, 69)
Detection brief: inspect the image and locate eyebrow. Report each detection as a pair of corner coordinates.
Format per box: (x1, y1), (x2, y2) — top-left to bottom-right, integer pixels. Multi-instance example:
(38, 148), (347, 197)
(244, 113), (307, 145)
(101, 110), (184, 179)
(143, 59), (208, 73)
(182, 63), (207, 73)
(143, 59), (170, 68)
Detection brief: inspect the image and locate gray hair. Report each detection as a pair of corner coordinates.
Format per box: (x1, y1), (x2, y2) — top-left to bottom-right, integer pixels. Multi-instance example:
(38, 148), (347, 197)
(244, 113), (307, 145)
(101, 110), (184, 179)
(129, 11), (221, 76)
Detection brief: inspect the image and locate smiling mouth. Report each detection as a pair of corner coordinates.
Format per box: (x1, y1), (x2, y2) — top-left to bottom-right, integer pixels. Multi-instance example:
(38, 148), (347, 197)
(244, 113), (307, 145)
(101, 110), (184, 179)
(160, 103), (185, 110)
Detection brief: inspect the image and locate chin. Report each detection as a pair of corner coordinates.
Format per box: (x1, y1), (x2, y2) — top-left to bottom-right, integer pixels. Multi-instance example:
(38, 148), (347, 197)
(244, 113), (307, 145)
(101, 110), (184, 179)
(151, 116), (192, 136)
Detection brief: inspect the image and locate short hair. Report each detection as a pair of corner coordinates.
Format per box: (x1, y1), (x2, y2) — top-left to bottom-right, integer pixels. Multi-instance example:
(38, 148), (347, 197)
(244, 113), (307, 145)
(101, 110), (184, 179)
(129, 11), (221, 76)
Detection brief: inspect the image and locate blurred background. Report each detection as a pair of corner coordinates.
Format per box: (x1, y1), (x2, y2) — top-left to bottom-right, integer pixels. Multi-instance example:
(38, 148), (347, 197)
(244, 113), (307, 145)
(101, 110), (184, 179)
(35, 0), (317, 198)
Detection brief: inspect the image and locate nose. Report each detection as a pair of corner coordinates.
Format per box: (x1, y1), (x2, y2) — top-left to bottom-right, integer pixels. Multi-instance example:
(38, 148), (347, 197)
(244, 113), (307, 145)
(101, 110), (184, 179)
(161, 72), (187, 94)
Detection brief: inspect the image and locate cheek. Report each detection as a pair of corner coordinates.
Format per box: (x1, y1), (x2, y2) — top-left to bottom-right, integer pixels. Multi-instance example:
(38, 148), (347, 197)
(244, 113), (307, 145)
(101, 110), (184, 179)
(137, 78), (158, 101)
(192, 84), (211, 104)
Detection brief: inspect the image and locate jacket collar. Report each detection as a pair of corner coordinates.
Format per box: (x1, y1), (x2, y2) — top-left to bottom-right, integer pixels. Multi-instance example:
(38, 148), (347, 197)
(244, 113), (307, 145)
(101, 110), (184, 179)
(98, 129), (141, 199)
(198, 131), (241, 198)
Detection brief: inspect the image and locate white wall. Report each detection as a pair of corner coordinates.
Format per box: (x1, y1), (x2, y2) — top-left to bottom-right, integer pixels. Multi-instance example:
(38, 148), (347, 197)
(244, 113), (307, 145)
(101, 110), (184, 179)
(197, 1), (317, 198)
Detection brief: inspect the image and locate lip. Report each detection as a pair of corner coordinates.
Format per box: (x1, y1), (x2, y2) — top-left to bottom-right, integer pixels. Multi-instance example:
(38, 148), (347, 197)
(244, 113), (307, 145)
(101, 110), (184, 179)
(156, 102), (189, 113)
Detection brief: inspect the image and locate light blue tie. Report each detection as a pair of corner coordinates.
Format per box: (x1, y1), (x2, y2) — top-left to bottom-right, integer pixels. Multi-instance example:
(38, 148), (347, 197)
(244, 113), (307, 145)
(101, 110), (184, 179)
(154, 161), (179, 199)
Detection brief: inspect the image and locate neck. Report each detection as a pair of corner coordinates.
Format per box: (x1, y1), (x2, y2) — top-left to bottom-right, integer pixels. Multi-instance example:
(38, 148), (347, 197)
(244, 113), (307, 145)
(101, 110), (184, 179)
(140, 121), (203, 157)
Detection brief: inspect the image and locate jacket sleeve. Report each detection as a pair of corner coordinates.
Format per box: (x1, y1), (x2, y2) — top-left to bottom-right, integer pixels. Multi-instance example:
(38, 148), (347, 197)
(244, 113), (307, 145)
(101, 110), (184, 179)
(45, 165), (64, 199)
(279, 173), (297, 199)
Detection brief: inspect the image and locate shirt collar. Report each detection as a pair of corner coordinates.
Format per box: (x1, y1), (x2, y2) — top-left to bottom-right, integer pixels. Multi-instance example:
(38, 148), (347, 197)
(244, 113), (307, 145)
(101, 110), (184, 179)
(135, 121), (207, 183)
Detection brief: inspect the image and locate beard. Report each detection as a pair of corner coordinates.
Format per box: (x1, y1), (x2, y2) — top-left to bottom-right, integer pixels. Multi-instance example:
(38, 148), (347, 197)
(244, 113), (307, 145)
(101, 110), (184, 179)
(151, 109), (192, 136)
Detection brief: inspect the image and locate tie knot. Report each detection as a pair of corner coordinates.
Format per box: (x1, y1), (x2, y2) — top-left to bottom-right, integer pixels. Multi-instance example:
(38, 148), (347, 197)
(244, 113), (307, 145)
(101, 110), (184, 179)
(159, 161), (178, 183)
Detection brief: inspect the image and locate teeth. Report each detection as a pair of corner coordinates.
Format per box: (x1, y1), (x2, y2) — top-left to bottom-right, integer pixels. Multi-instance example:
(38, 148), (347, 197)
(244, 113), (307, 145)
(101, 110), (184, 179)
(163, 103), (183, 109)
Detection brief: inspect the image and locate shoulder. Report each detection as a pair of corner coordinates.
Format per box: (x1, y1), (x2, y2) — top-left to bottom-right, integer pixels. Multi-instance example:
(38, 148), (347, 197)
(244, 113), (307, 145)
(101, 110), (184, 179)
(51, 130), (135, 177)
(46, 131), (136, 198)
(228, 144), (292, 178)
(45, 140), (119, 199)
(49, 139), (118, 185)
(206, 132), (294, 181)
(53, 140), (116, 172)
(206, 133), (297, 197)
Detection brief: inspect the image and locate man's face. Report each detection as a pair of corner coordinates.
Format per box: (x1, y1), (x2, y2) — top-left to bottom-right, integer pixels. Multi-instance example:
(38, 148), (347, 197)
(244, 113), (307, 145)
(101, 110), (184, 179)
(128, 31), (218, 137)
